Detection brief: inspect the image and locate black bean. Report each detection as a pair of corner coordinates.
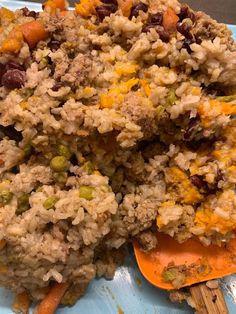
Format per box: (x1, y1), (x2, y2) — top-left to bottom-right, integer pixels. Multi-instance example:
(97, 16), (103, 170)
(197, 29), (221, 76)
(0, 125), (23, 142)
(6, 62), (25, 72)
(190, 175), (205, 189)
(129, 2), (148, 19)
(177, 22), (194, 40)
(48, 40), (62, 51)
(184, 117), (199, 139)
(96, 4), (117, 21)
(149, 12), (163, 25)
(2, 69), (26, 89)
(142, 24), (170, 42)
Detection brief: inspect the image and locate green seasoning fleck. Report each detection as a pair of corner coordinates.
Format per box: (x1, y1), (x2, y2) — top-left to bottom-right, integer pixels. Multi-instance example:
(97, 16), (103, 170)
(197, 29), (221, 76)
(16, 194), (30, 214)
(0, 189), (13, 205)
(50, 156), (69, 172)
(56, 144), (72, 160)
(182, 18), (193, 26)
(79, 186), (95, 200)
(82, 161), (94, 175)
(216, 95), (236, 102)
(166, 89), (176, 107)
(162, 270), (177, 282)
(43, 196), (59, 210)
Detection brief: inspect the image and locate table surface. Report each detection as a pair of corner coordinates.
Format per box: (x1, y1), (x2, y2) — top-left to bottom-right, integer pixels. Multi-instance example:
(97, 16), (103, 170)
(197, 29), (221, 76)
(22, 0), (236, 24)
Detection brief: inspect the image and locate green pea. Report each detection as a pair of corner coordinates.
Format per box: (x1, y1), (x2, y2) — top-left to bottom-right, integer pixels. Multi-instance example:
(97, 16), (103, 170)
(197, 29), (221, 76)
(162, 270), (176, 282)
(56, 144), (72, 160)
(182, 18), (193, 26)
(50, 156), (69, 172)
(43, 196), (59, 210)
(82, 161), (94, 175)
(22, 143), (33, 159)
(79, 186), (95, 200)
(166, 89), (176, 107)
(0, 189), (13, 205)
(53, 172), (68, 184)
(16, 194), (30, 215)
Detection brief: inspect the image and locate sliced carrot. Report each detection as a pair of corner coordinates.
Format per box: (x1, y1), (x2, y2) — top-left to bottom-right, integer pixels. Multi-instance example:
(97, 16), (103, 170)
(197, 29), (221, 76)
(19, 21), (49, 49)
(12, 292), (31, 314)
(162, 7), (179, 32)
(36, 282), (69, 314)
(117, 0), (133, 17)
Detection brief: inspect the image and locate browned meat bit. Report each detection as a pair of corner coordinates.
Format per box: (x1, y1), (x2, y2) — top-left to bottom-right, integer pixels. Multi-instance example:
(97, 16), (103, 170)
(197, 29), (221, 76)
(162, 264), (187, 289)
(169, 290), (190, 303)
(135, 230), (158, 252)
(129, 2), (148, 19)
(2, 69), (26, 89)
(96, 0), (118, 21)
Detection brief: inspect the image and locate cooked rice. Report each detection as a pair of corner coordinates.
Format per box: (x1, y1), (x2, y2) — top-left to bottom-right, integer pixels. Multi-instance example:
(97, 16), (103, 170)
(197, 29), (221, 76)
(0, 0), (235, 305)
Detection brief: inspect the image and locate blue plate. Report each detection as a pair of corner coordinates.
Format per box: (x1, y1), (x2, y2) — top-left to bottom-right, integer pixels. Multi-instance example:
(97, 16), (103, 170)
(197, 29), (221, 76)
(0, 2), (236, 313)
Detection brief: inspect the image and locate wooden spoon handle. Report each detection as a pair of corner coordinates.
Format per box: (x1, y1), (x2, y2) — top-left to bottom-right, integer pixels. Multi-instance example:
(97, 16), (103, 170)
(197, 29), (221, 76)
(190, 283), (228, 314)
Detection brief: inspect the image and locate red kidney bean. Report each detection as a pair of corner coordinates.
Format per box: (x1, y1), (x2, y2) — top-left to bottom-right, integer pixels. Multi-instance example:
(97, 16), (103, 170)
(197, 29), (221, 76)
(182, 38), (194, 53)
(177, 22), (194, 40)
(178, 5), (196, 23)
(96, 4), (117, 21)
(21, 7), (38, 18)
(6, 62), (25, 72)
(2, 69), (26, 89)
(48, 40), (62, 51)
(149, 12), (163, 25)
(142, 24), (170, 42)
(190, 175), (205, 189)
(129, 2), (148, 19)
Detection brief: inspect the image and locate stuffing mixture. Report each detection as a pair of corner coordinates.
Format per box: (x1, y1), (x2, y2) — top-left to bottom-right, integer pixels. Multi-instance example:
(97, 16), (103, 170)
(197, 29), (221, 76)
(0, 0), (235, 309)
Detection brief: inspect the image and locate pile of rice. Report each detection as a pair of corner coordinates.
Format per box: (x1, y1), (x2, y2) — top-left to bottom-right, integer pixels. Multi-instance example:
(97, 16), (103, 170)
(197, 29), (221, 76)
(0, 0), (235, 305)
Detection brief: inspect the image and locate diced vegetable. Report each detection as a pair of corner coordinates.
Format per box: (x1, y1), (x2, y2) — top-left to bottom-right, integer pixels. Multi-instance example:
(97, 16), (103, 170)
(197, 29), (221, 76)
(0, 28), (24, 54)
(19, 21), (49, 49)
(36, 283), (69, 314)
(43, 196), (59, 210)
(50, 156), (69, 172)
(21, 143), (33, 159)
(117, 0), (133, 17)
(0, 189), (13, 205)
(163, 7), (179, 31)
(12, 292), (31, 314)
(79, 186), (95, 200)
(75, 0), (101, 17)
(16, 194), (30, 214)
(43, 0), (67, 12)
(56, 144), (72, 159)
(0, 8), (15, 25)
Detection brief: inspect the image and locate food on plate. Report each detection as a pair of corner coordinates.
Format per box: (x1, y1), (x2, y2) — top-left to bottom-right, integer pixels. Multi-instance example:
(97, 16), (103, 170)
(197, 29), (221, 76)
(0, 0), (235, 311)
